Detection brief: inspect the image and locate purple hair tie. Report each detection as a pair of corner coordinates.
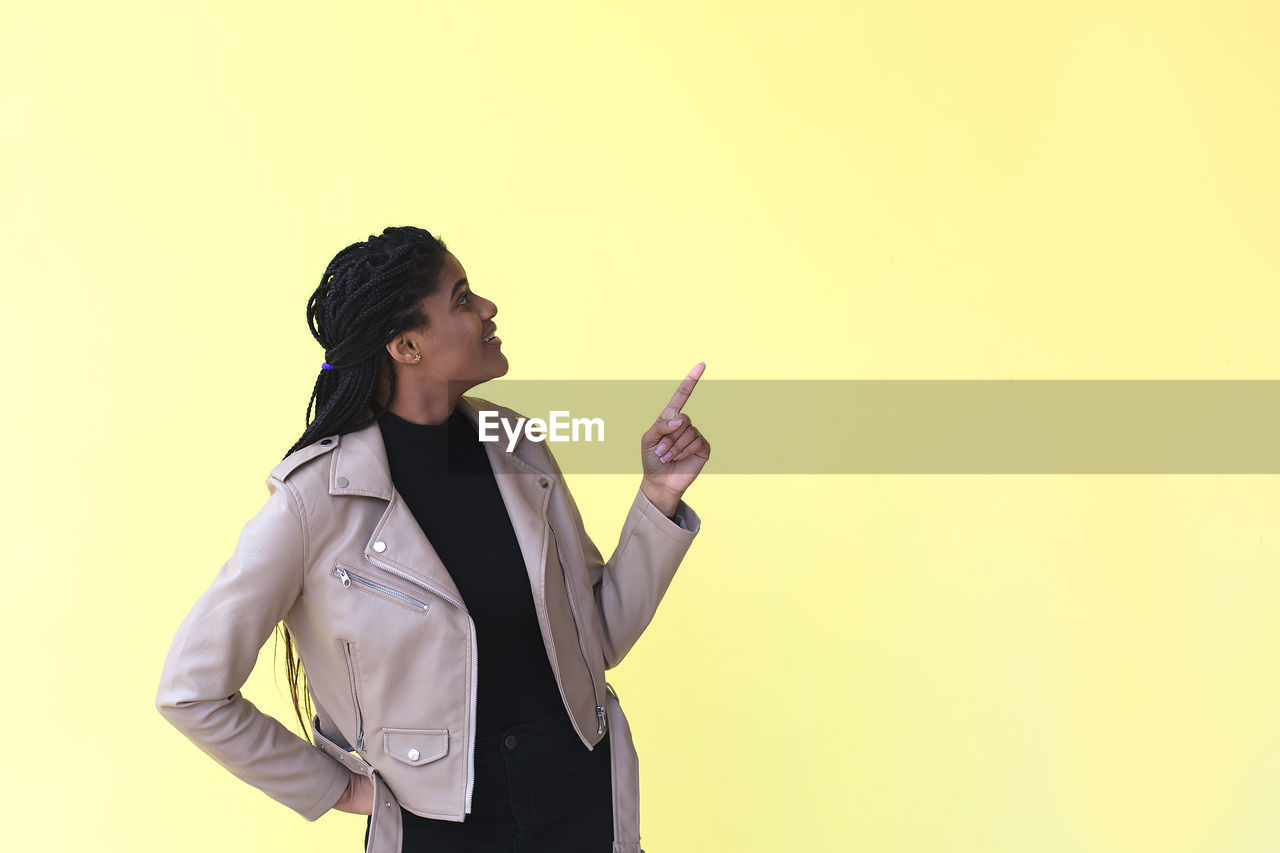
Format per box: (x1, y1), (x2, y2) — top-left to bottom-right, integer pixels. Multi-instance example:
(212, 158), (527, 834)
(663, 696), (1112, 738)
(321, 362), (335, 370)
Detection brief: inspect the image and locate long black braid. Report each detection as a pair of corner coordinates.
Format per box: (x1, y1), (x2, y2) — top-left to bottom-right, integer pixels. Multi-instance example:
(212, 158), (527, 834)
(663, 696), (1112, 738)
(284, 226), (449, 458)
(276, 225), (448, 741)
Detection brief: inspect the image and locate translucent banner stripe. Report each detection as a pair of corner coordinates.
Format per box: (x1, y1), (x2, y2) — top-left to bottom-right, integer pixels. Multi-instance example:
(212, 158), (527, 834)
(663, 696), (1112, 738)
(450, 380), (1280, 474)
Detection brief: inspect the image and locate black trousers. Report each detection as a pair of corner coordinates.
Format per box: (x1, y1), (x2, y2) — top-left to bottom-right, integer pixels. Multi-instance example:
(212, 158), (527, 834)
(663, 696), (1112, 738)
(365, 708), (614, 852)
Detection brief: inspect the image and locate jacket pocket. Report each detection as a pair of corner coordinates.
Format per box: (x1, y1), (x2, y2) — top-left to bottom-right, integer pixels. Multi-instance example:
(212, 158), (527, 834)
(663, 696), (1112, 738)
(339, 638), (367, 752)
(382, 727), (450, 766)
(333, 559), (433, 615)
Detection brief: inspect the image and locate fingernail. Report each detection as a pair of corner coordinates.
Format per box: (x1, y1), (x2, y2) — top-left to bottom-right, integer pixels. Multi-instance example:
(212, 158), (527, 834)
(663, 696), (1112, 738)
(660, 451), (672, 463)
(669, 419), (682, 427)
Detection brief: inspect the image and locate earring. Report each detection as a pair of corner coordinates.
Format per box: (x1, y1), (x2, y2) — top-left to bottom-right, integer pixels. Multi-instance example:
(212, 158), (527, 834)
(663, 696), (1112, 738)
(413, 353), (421, 363)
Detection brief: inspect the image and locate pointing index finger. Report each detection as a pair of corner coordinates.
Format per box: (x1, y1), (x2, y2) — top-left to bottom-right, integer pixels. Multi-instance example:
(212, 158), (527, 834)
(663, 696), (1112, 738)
(661, 361), (706, 419)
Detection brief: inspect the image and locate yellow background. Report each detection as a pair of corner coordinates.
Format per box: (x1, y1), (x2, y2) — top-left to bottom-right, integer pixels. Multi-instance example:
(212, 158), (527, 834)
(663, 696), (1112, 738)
(4, 1), (1279, 850)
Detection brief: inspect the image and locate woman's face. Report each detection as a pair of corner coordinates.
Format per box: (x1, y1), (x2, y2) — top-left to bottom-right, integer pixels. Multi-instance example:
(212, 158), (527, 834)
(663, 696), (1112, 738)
(407, 250), (508, 385)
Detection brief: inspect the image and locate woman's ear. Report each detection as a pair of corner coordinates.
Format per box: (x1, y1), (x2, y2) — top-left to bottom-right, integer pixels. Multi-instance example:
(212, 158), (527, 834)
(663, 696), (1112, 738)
(385, 334), (416, 365)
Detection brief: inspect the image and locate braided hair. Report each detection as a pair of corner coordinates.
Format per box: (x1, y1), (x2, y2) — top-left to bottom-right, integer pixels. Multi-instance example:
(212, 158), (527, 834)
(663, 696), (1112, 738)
(276, 225), (449, 741)
(284, 226), (450, 458)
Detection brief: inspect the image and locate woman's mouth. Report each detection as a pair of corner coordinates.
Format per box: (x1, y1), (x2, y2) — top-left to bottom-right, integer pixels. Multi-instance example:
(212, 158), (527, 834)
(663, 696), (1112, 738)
(482, 327), (500, 345)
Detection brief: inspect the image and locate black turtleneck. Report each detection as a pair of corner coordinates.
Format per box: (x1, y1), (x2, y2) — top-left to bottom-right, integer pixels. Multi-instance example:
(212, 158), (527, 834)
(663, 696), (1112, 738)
(376, 407), (564, 735)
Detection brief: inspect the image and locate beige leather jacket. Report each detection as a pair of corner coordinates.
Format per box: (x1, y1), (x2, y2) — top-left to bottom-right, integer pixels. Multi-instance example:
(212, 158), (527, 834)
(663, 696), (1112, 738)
(155, 395), (701, 853)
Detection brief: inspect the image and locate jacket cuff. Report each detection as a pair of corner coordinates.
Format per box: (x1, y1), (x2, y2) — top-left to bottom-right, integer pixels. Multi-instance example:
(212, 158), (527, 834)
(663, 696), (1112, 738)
(634, 488), (701, 541)
(301, 754), (353, 821)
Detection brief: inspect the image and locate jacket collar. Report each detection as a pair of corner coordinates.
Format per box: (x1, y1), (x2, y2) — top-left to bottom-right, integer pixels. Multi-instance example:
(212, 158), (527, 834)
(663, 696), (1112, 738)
(324, 394), (557, 607)
(327, 395), (546, 500)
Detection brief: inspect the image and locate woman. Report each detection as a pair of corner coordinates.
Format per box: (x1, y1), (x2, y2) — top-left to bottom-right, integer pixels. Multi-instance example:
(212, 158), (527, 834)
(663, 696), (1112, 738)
(155, 226), (709, 853)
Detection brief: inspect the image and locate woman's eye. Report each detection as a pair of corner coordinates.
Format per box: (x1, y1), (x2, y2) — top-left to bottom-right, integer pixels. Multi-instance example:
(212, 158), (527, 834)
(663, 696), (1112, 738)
(458, 292), (470, 306)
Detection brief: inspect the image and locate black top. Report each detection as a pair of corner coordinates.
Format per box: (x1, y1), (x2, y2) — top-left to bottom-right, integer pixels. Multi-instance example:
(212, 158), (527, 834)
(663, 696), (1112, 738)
(377, 407), (564, 735)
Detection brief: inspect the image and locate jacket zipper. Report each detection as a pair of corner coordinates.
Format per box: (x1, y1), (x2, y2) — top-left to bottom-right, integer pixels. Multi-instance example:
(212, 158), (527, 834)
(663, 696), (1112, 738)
(363, 552), (479, 814)
(548, 520), (607, 736)
(334, 566), (430, 611)
(343, 640), (365, 752)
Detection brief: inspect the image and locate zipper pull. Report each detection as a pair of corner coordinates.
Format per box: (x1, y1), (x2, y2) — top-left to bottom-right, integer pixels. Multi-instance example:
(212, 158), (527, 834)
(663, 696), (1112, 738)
(335, 567), (351, 588)
(596, 705), (607, 735)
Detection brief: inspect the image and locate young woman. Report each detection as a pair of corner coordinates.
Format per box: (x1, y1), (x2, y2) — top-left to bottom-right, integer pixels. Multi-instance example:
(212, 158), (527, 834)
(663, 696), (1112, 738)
(155, 226), (709, 853)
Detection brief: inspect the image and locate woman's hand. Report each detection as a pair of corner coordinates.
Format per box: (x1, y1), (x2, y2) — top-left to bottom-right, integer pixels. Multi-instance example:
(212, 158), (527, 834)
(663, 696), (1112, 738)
(332, 769), (374, 815)
(640, 362), (711, 513)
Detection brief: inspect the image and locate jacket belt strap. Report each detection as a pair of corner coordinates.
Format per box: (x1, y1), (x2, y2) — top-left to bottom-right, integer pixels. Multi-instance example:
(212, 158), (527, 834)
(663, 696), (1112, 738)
(311, 716), (376, 777)
(604, 683), (645, 853)
(312, 715), (403, 853)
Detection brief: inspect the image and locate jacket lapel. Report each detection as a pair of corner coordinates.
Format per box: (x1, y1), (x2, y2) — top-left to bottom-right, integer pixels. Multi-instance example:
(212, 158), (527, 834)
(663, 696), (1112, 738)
(325, 396), (555, 611)
(463, 396), (558, 604)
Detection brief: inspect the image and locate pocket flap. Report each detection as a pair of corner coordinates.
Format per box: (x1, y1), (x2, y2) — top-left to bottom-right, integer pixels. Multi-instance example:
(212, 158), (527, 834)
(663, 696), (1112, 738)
(383, 727), (449, 766)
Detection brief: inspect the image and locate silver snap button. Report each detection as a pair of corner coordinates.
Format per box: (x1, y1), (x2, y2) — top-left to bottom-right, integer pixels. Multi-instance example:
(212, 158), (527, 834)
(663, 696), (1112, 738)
(385, 801), (391, 808)
(321, 438), (333, 446)
(407, 748), (420, 761)
(336, 476), (349, 487)
(504, 735), (518, 749)
(538, 478), (548, 488)
(373, 540), (387, 552)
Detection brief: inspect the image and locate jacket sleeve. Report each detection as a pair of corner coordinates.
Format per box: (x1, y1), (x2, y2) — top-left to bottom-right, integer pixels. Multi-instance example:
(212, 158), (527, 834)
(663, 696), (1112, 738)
(543, 447), (702, 669)
(154, 475), (352, 821)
